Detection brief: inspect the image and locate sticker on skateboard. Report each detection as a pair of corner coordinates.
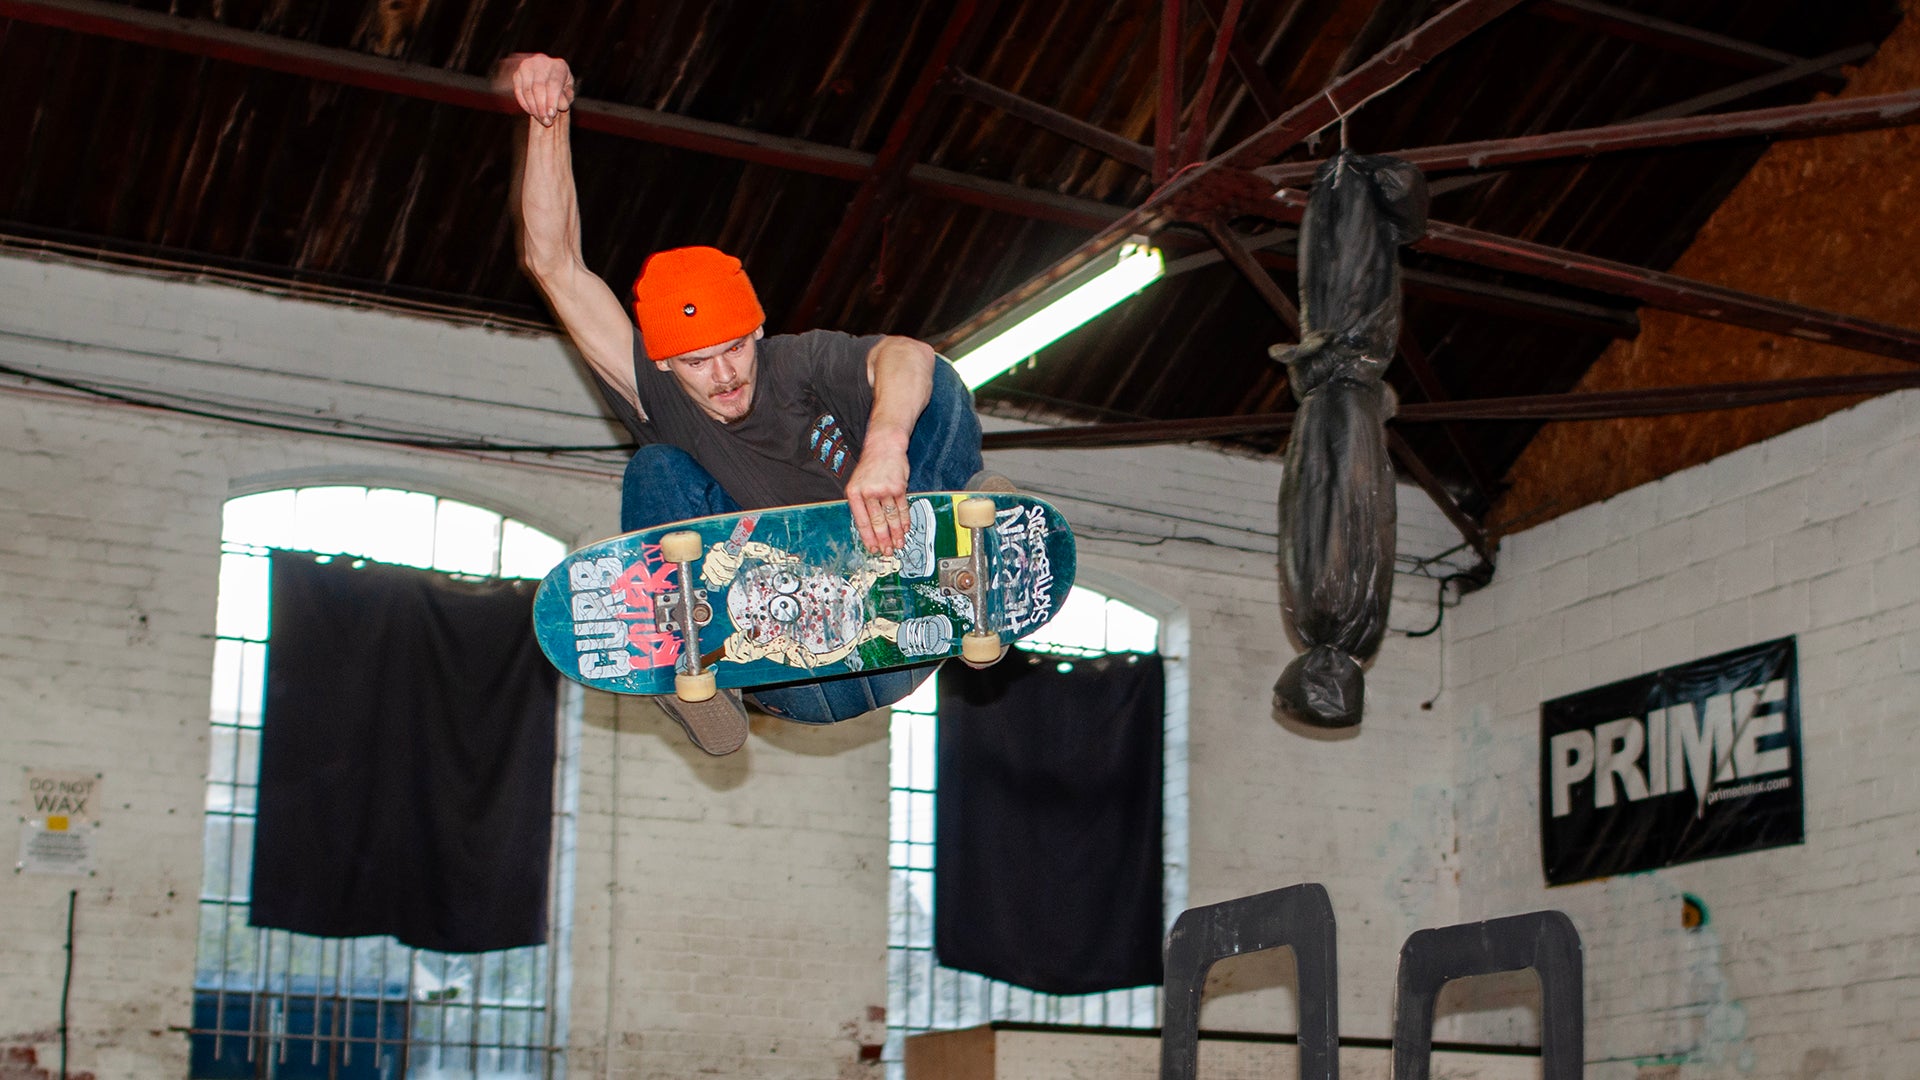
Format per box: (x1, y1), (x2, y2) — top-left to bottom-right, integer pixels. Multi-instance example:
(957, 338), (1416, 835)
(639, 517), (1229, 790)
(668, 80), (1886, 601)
(533, 492), (1076, 698)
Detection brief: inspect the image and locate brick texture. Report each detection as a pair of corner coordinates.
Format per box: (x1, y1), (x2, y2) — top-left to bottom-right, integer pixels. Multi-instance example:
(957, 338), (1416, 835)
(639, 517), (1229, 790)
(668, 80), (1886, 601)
(1447, 387), (1920, 1076)
(2, 251), (1472, 1075)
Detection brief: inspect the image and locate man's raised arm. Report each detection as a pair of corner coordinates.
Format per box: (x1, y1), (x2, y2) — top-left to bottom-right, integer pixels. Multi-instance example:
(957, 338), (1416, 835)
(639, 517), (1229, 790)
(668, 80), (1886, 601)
(503, 53), (643, 415)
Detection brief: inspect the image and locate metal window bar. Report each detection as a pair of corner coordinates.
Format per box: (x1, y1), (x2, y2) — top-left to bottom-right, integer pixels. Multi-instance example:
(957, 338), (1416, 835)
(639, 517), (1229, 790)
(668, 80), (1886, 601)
(191, 489), (573, 1079)
(883, 595), (1183, 1079)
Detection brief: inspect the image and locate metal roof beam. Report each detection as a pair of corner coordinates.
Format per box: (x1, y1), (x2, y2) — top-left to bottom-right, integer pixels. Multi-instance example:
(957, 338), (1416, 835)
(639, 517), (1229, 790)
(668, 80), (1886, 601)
(1634, 43), (1874, 122)
(1395, 330), (1499, 505)
(1215, 0), (1530, 170)
(938, 0), (1526, 345)
(1228, 187), (1920, 366)
(0, 0), (1132, 238)
(787, 0), (994, 330)
(0, 0), (880, 178)
(1163, 236), (1641, 339)
(1390, 429), (1497, 568)
(1203, 220), (1300, 332)
(977, 369), (1920, 450)
(1256, 87), (1920, 187)
(944, 70), (1155, 171)
(1156, 0), (1185, 181)
(1178, 0), (1246, 166)
(1408, 216), (1920, 365)
(1532, 0), (1851, 93)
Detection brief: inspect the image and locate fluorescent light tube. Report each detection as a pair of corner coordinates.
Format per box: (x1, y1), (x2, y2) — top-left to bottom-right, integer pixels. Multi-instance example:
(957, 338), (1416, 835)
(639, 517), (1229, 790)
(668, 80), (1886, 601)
(948, 239), (1164, 389)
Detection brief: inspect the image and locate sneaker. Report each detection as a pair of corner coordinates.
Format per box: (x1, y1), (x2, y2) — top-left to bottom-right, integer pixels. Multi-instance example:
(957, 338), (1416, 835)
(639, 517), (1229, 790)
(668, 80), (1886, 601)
(964, 469), (1018, 493)
(654, 689), (749, 755)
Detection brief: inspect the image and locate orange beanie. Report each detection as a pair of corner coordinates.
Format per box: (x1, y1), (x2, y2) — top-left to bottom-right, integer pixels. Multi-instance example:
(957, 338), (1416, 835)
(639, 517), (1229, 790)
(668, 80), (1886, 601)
(632, 246), (766, 360)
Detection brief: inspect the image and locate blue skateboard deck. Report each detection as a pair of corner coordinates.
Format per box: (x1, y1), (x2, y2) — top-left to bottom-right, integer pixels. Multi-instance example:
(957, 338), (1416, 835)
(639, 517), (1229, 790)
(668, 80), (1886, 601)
(533, 492), (1076, 695)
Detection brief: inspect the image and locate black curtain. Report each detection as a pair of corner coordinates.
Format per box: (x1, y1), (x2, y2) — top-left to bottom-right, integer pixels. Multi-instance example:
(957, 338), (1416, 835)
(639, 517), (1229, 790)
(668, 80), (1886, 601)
(935, 649), (1164, 995)
(251, 551), (558, 954)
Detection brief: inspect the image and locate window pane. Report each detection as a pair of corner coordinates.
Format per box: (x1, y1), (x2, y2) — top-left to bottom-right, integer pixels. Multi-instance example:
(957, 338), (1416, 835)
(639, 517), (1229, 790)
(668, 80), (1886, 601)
(1106, 599), (1160, 653)
(434, 500), (503, 574)
(904, 712), (935, 792)
(500, 521), (567, 580)
(903, 869), (933, 949)
(895, 675), (938, 715)
(1020, 586), (1108, 653)
(293, 486), (371, 557)
(361, 489), (438, 567)
(207, 726), (239, 785)
(201, 815), (232, 899)
(889, 790), (912, 845)
(905, 792), (933, 845)
(215, 553), (270, 641)
(208, 641), (244, 729)
(223, 490), (296, 551)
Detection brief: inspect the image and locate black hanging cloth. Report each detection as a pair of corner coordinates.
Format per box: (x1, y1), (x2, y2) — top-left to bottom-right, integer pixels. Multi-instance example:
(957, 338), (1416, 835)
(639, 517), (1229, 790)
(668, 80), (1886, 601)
(251, 551), (558, 954)
(935, 649), (1165, 995)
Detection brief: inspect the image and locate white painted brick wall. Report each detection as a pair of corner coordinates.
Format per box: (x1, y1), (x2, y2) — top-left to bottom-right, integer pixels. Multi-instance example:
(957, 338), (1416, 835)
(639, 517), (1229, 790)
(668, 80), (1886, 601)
(1, 251), (1472, 1075)
(1445, 388), (1920, 1077)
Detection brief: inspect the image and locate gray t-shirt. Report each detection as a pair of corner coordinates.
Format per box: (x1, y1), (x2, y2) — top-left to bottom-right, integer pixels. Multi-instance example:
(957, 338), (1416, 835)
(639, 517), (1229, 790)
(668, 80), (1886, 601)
(590, 327), (883, 510)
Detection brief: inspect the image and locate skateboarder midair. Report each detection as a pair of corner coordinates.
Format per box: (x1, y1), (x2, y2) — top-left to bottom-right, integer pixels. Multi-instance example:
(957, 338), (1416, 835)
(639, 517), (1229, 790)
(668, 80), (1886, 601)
(503, 53), (1001, 754)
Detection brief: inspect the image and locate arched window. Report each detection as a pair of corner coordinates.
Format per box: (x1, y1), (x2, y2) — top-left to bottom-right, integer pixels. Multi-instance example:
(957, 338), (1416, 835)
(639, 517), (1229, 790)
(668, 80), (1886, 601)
(193, 486), (574, 1079)
(884, 584), (1186, 1075)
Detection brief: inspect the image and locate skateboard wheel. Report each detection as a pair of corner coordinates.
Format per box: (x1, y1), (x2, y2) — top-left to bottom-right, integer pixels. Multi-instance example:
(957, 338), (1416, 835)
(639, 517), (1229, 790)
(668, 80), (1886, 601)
(961, 631), (1004, 666)
(661, 530), (703, 564)
(676, 670), (717, 702)
(956, 497), (997, 530)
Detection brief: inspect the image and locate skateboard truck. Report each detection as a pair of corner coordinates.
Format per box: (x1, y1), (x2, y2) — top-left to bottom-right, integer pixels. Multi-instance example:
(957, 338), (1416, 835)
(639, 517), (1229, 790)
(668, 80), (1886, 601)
(955, 498), (1006, 667)
(659, 530), (717, 701)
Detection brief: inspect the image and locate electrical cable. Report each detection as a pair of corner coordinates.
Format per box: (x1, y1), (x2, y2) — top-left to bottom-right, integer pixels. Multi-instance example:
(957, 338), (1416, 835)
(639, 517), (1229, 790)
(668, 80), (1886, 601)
(0, 361), (636, 454)
(1402, 572), (1476, 638)
(5, 362), (1486, 580)
(62, 888), (76, 1080)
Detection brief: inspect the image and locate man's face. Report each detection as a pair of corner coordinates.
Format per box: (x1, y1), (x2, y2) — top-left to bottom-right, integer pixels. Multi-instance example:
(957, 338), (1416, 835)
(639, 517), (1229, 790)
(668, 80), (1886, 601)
(657, 327), (763, 423)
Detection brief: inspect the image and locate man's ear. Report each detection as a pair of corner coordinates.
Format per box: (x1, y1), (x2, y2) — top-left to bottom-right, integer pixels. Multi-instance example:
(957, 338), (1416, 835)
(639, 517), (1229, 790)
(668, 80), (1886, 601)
(654, 359), (671, 372)
(753, 326), (765, 341)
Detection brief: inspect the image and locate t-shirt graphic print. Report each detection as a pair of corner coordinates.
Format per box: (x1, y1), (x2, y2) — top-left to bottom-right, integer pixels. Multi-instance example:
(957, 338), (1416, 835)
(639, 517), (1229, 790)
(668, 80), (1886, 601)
(808, 413), (857, 478)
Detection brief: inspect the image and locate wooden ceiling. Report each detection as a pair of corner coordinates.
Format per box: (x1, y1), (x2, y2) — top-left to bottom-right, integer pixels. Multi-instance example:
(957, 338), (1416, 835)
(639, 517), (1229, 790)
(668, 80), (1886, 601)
(4, 0), (1918, 566)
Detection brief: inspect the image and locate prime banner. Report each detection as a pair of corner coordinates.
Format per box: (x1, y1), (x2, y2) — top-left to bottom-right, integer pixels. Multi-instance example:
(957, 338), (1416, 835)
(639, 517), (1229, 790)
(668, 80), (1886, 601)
(1540, 637), (1804, 886)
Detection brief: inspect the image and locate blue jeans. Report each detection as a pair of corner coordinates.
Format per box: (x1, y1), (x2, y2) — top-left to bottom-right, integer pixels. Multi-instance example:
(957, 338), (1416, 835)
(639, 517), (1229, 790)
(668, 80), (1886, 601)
(620, 360), (985, 724)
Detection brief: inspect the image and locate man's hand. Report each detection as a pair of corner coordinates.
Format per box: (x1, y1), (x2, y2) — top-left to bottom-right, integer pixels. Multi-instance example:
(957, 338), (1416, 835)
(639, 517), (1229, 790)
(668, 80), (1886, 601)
(499, 53), (575, 126)
(847, 336), (936, 553)
(846, 432), (912, 554)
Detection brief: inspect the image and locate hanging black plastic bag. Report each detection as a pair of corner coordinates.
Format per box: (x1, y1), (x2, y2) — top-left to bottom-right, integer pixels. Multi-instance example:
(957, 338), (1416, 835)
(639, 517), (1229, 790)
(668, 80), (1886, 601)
(1270, 150), (1427, 727)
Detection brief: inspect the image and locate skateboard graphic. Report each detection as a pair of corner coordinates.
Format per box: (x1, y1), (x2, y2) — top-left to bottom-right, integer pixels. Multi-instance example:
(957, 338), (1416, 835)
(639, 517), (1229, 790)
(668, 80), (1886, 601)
(532, 493), (1076, 700)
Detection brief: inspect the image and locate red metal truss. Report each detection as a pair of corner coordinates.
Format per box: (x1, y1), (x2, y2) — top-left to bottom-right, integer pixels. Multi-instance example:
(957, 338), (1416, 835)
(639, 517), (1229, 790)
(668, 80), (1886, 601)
(1256, 89), (1920, 187)
(937, 0), (1529, 347)
(1178, 0), (1246, 166)
(945, 70), (1156, 171)
(0, 0), (1125, 237)
(1220, 188), (1920, 366)
(786, 0), (995, 331)
(977, 369), (1920, 450)
(1531, 0), (1851, 93)
(1156, 0), (1184, 182)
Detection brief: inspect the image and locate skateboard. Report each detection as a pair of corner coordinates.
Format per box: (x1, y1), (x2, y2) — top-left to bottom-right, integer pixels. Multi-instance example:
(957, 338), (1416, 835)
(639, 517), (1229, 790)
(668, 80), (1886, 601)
(532, 492), (1076, 700)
